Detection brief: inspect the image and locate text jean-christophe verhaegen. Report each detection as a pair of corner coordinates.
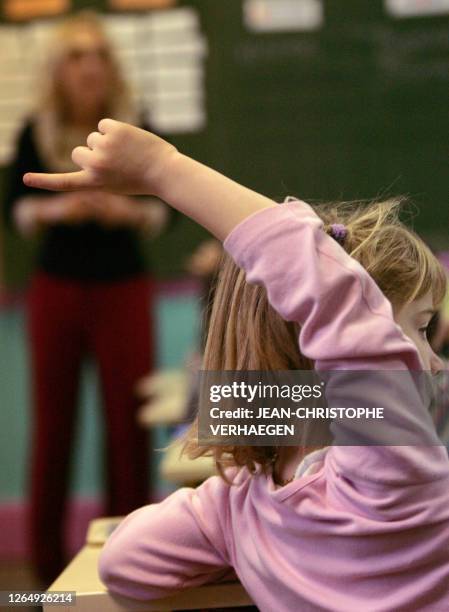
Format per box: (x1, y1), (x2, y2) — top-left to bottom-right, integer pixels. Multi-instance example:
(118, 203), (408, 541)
(197, 370), (440, 446)
(205, 380), (384, 438)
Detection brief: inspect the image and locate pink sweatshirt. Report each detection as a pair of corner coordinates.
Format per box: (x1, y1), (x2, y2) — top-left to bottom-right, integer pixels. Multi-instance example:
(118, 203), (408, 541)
(99, 201), (449, 611)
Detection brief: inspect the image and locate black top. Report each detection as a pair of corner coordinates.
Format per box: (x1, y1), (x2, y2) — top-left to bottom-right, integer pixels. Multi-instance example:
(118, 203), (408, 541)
(3, 121), (147, 282)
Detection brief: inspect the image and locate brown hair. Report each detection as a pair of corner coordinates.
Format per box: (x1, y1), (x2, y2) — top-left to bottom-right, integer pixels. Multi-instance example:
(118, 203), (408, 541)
(183, 198), (447, 479)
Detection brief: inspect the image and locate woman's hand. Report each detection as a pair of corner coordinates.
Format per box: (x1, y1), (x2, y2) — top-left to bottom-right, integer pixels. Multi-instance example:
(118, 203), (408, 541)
(89, 192), (140, 227)
(89, 192), (169, 234)
(40, 194), (95, 224)
(14, 193), (95, 235)
(24, 119), (177, 197)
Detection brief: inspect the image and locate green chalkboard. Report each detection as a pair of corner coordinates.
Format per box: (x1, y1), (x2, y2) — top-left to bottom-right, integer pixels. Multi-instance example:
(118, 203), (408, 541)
(198, 1), (448, 231)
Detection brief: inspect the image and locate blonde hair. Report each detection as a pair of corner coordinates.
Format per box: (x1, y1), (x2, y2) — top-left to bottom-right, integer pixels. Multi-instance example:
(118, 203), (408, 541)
(183, 198), (447, 479)
(33, 11), (137, 171)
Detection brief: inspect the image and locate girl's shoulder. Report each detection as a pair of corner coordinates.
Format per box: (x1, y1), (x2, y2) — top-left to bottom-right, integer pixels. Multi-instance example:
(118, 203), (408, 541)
(194, 465), (258, 512)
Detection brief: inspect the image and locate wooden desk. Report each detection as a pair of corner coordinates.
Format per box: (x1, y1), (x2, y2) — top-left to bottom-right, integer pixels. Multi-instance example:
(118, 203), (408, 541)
(45, 518), (252, 611)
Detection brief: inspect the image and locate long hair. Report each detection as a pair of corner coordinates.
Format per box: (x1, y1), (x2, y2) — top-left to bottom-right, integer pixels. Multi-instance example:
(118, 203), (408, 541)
(183, 198), (447, 480)
(33, 11), (137, 171)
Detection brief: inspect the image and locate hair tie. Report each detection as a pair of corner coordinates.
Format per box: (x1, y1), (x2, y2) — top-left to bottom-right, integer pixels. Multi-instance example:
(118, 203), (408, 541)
(329, 223), (347, 245)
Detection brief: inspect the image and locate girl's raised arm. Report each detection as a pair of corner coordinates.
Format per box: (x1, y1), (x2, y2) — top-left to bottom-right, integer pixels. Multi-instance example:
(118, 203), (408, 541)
(23, 119), (276, 241)
(223, 199), (449, 493)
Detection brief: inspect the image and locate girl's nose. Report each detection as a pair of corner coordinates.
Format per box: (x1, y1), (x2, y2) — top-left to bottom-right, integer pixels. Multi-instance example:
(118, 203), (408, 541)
(430, 349), (445, 376)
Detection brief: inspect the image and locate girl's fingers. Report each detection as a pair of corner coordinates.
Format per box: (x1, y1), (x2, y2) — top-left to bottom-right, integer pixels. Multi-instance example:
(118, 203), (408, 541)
(23, 171), (92, 192)
(86, 131), (103, 150)
(98, 118), (117, 134)
(72, 145), (94, 168)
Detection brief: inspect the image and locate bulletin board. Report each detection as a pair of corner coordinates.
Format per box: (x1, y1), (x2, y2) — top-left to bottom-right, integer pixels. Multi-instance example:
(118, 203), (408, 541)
(1, 0), (448, 284)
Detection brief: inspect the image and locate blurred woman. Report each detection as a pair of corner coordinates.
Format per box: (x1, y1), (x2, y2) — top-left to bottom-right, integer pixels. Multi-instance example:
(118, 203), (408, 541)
(3, 12), (166, 585)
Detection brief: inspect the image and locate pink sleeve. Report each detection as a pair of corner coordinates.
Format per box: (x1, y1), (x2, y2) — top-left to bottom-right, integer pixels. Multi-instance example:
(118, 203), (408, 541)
(98, 476), (234, 600)
(224, 200), (449, 489)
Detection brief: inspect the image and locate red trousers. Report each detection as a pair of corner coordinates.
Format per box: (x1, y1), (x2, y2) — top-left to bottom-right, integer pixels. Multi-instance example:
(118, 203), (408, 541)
(27, 273), (153, 585)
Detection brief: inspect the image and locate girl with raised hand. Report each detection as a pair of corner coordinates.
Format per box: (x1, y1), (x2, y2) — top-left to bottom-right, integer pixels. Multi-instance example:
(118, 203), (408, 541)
(24, 119), (449, 610)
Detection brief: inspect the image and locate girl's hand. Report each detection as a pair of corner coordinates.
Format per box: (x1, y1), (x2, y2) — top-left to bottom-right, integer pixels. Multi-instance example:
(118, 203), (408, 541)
(23, 117), (276, 241)
(23, 119), (177, 196)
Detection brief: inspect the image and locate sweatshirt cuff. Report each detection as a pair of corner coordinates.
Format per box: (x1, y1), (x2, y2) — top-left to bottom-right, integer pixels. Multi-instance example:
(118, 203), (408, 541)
(223, 199), (321, 265)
